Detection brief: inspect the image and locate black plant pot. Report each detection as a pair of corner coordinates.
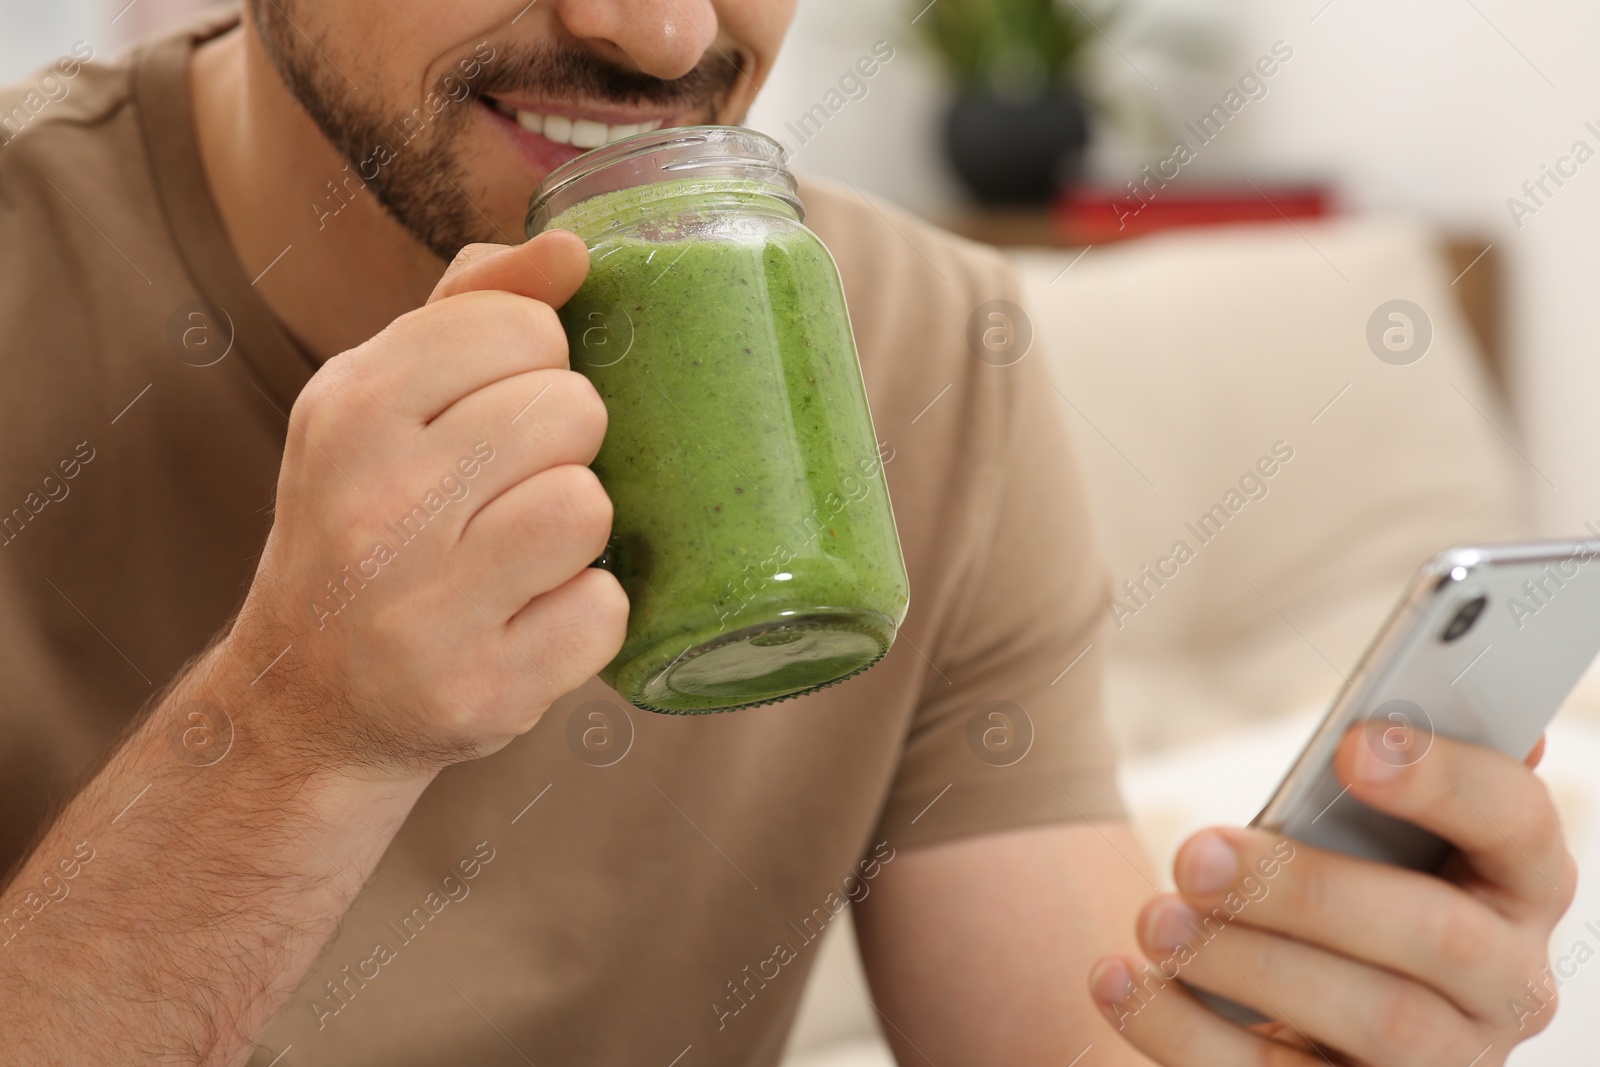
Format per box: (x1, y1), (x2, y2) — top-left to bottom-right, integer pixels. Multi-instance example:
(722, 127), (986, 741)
(942, 90), (1091, 206)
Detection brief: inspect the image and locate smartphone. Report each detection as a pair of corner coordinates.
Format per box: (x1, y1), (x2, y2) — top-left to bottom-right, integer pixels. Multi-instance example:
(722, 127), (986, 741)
(1189, 538), (1600, 1026)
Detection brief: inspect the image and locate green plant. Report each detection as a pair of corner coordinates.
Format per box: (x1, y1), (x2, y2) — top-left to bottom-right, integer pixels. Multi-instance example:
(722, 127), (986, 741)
(915, 0), (1113, 96)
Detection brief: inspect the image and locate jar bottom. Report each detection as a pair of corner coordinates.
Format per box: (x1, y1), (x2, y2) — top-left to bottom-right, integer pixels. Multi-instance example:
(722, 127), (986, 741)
(613, 607), (896, 714)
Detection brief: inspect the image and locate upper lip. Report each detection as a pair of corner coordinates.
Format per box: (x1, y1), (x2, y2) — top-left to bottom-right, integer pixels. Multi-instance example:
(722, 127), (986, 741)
(481, 93), (678, 127)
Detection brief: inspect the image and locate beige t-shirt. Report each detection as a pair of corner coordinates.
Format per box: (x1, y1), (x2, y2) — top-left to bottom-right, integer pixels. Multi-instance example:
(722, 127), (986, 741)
(0, 12), (1123, 1066)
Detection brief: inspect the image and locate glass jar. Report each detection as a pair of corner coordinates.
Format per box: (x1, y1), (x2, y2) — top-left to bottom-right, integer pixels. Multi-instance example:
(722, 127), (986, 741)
(525, 126), (910, 714)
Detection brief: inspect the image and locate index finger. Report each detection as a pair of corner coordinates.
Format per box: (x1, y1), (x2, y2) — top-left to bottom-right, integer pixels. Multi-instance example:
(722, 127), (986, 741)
(428, 230), (589, 305)
(1334, 725), (1576, 916)
(331, 231), (590, 424)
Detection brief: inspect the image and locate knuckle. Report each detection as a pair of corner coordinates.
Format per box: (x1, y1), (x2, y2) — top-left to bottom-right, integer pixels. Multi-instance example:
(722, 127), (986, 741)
(505, 296), (566, 362)
(292, 354), (380, 441)
(1266, 852), (1328, 924)
(445, 291), (564, 360)
(1516, 959), (1555, 1023)
(292, 392), (347, 460)
(451, 242), (502, 269)
(1516, 777), (1565, 852)
(1556, 849), (1580, 913)
(431, 244), (499, 296)
(290, 368), (342, 431)
(534, 570), (629, 675)
(544, 464), (612, 546)
(1423, 895), (1498, 973)
(289, 370), (330, 421)
(552, 371), (608, 446)
(576, 570), (631, 659)
(598, 572), (627, 630)
(1527, 985), (1559, 1034)
(590, 568), (630, 630)
(526, 296), (565, 343)
(1372, 983), (1452, 1059)
(1501, 952), (1558, 1036)
(364, 304), (433, 363)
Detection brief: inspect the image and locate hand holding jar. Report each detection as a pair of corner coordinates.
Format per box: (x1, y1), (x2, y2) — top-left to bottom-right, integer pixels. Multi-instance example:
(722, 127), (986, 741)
(526, 127), (911, 713)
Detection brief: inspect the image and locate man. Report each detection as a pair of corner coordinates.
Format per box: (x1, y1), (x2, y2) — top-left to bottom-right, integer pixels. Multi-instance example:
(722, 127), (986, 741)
(0, 2), (1574, 1064)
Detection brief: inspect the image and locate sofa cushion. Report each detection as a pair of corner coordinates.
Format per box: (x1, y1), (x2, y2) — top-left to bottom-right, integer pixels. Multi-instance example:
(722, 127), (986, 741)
(1012, 219), (1528, 752)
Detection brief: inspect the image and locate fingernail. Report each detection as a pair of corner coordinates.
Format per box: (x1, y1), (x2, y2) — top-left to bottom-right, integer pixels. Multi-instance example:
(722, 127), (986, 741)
(1143, 898), (1199, 954)
(1179, 832), (1238, 894)
(1090, 957), (1134, 1007)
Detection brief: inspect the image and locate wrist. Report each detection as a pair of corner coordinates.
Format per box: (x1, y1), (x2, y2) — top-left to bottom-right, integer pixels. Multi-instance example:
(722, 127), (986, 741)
(103, 640), (436, 910)
(166, 634), (442, 796)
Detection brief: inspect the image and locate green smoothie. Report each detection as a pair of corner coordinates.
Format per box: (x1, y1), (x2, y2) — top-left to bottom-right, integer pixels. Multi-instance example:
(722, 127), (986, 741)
(548, 181), (910, 713)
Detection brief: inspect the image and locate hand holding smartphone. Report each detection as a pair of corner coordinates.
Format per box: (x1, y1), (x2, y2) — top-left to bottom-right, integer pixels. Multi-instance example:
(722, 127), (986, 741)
(1189, 538), (1600, 1026)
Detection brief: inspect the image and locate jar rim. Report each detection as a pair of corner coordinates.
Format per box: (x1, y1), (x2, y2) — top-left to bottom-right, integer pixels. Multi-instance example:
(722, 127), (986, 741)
(524, 125), (800, 238)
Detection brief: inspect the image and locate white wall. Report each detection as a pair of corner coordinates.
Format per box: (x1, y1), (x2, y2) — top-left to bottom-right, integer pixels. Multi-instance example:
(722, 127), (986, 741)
(0, 0), (210, 83)
(0, 0), (105, 82)
(748, 0), (1600, 536)
(744, 1), (963, 214)
(1203, 0), (1600, 538)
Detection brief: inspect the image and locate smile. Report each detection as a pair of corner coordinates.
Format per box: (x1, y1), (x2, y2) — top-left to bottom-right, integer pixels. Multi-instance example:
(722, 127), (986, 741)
(484, 98), (665, 148)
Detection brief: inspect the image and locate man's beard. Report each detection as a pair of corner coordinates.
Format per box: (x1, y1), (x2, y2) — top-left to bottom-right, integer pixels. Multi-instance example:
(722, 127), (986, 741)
(248, 1), (742, 262)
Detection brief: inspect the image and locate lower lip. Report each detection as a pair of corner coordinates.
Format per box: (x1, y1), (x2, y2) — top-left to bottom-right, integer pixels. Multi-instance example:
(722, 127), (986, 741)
(479, 99), (591, 176)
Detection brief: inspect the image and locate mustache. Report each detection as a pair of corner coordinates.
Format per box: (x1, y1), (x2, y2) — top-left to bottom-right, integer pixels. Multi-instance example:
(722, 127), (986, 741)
(467, 41), (743, 109)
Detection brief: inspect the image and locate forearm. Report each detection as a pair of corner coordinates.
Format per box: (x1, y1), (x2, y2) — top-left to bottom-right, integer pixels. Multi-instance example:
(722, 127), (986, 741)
(0, 234), (617, 1064)
(0, 642), (432, 1066)
(855, 821), (1161, 1066)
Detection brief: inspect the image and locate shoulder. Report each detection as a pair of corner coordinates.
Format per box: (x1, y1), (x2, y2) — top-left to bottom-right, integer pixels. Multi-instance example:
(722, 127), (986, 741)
(793, 174), (1033, 463)
(796, 173), (1018, 318)
(0, 42), (134, 157)
(794, 174), (1026, 416)
(0, 44), (144, 252)
(0, 46), (165, 431)
(791, 173), (1070, 613)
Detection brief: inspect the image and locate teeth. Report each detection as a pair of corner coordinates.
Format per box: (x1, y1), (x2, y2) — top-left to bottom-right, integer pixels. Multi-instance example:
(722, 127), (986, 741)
(499, 102), (664, 147)
(543, 114), (572, 143)
(570, 119), (607, 149)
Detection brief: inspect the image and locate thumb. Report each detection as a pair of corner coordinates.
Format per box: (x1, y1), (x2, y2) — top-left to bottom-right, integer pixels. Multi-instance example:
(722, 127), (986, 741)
(427, 229), (590, 307)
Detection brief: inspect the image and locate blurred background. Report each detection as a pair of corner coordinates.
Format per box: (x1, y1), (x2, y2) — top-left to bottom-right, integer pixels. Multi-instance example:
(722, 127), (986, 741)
(750, 0), (1600, 544)
(7, 2), (1600, 1064)
(12, 0), (1586, 526)
(7, 0), (1593, 528)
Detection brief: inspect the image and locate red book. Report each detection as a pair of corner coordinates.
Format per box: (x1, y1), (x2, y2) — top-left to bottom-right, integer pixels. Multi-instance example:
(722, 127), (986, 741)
(1052, 184), (1333, 244)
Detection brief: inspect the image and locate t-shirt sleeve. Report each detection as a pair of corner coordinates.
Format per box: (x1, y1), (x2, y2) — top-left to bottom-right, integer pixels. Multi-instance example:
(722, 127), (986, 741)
(872, 263), (1126, 851)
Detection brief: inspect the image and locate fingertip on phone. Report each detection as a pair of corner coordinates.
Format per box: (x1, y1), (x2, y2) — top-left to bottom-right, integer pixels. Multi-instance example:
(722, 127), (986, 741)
(1333, 721), (1405, 788)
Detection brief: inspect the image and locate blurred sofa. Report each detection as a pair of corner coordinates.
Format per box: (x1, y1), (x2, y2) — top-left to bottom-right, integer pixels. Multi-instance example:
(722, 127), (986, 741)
(780, 217), (1600, 1065)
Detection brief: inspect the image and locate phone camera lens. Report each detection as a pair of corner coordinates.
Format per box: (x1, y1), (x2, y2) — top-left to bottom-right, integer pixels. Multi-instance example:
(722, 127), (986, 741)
(1440, 594), (1488, 642)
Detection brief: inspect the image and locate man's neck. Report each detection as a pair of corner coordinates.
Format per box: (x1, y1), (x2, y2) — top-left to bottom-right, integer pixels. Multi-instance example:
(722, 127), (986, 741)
(190, 23), (444, 363)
